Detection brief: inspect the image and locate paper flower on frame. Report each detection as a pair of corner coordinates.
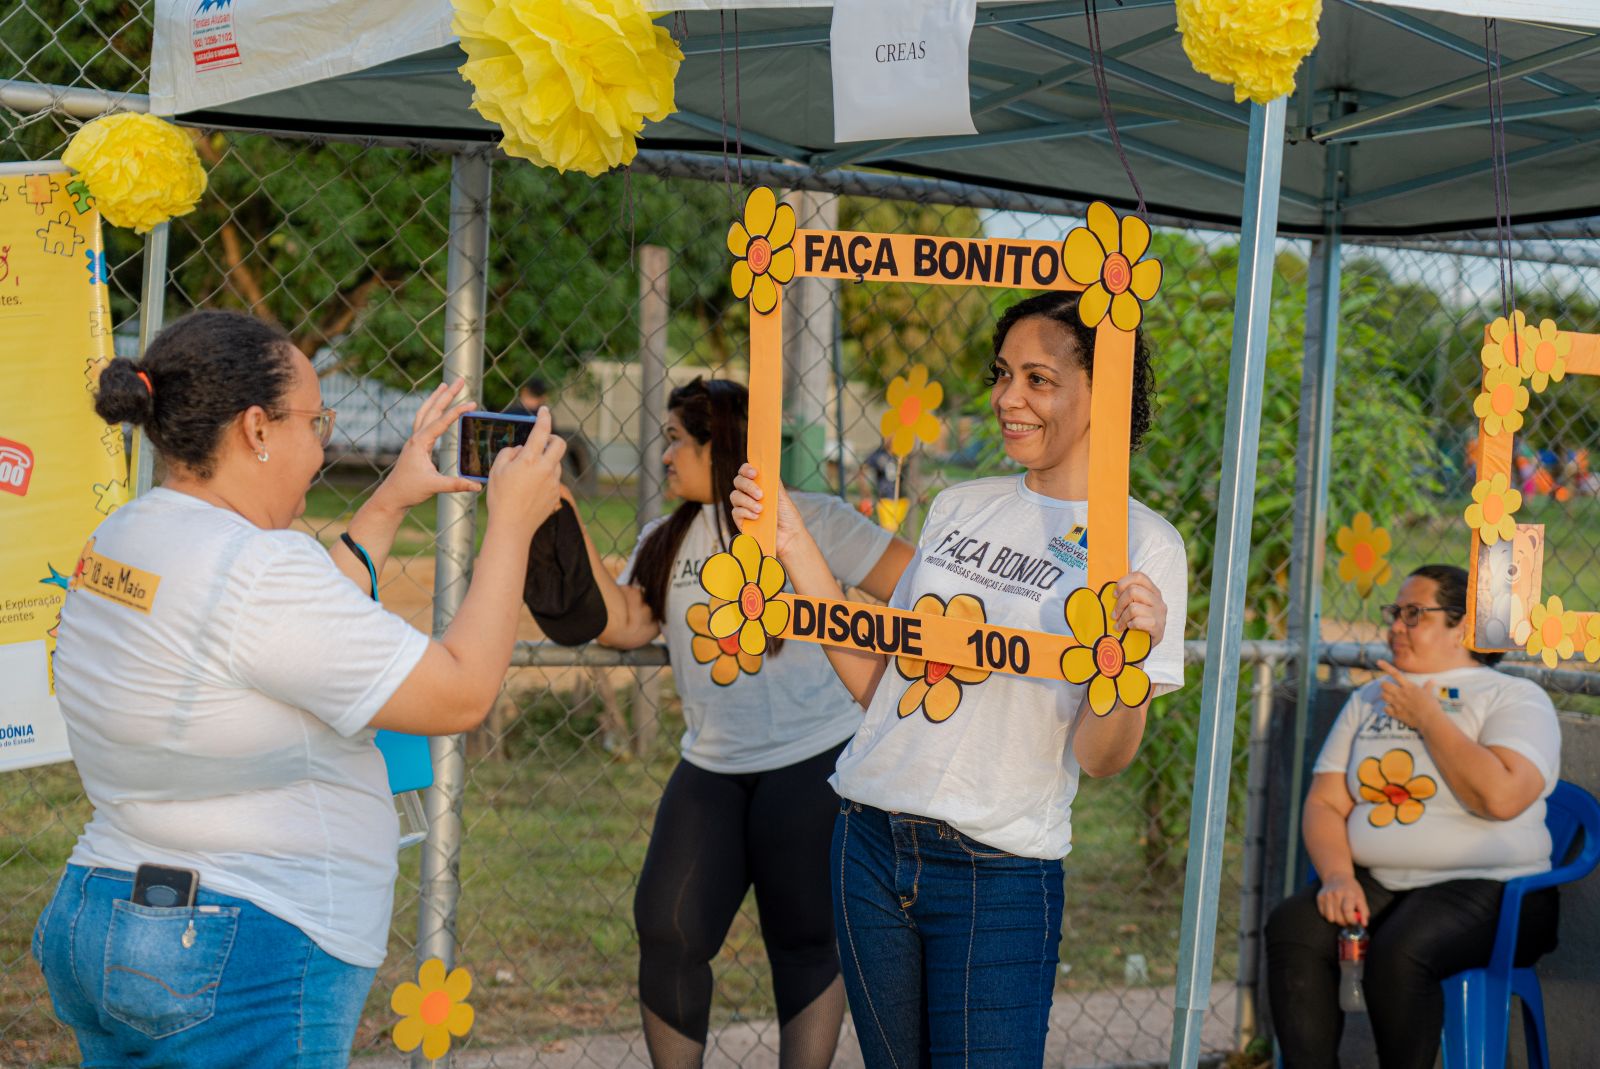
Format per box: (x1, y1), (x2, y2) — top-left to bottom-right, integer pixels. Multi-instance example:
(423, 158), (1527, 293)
(1480, 310), (1529, 371)
(1521, 319), (1571, 393)
(452, 0), (682, 177)
(1473, 366), (1530, 438)
(1175, 0), (1320, 105)
(687, 601), (761, 685)
(1335, 512), (1391, 597)
(1464, 473), (1521, 547)
(880, 365), (943, 458)
(700, 533), (789, 656)
(1062, 202), (1162, 331)
(1061, 584), (1152, 717)
(1356, 749), (1436, 827)
(896, 594), (991, 722)
(392, 958), (475, 1060)
(1516, 595), (1578, 668)
(1584, 617), (1600, 664)
(728, 186), (796, 315)
(61, 113), (206, 233)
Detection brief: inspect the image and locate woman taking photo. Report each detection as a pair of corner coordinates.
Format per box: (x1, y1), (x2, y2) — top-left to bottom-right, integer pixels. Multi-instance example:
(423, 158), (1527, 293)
(732, 290), (1189, 1067)
(556, 377), (912, 1068)
(1266, 564), (1561, 1069)
(33, 310), (565, 1067)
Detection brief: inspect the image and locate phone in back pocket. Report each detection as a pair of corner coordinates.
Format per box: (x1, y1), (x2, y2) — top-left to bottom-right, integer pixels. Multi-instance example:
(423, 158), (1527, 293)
(131, 864), (198, 908)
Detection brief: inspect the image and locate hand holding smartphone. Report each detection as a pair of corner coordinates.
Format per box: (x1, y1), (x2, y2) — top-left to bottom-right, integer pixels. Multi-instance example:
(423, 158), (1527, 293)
(458, 411), (545, 482)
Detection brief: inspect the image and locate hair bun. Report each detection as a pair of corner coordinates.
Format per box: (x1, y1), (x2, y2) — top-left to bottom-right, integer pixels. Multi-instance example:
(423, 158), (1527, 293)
(94, 357), (155, 427)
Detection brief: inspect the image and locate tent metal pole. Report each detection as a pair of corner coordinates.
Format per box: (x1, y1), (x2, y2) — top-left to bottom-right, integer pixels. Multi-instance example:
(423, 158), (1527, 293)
(1168, 95), (1287, 1069)
(130, 223), (169, 496)
(415, 150), (492, 1069)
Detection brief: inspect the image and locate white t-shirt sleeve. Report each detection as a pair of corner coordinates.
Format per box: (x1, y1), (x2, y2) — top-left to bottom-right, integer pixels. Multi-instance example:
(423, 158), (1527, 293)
(796, 493), (896, 590)
(1479, 679), (1561, 784)
(228, 536), (431, 737)
(1135, 537), (1188, 691)
(1312, 688), (1368, 776)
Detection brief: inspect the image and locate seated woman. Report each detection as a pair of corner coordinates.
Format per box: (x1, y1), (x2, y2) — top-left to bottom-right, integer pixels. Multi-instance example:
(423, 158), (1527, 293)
(1266, 563), (1562, 1069)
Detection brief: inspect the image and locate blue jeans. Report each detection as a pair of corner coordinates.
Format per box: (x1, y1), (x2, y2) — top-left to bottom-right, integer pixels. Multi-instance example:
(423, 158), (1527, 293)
(32, 865), (376, 1068)
(832, 801), (1064, 1069)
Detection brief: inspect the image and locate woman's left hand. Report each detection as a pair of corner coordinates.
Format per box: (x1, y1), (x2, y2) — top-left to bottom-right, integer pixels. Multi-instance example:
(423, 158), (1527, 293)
(1113, 571), (1166, 647)
(375, 380), (483, 510)
(1375, 660), (1444, 733)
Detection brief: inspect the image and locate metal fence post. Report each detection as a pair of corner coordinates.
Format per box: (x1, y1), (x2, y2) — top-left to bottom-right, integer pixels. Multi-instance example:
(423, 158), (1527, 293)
(636, 244), (671, 527)
(415, 150), (492, 1069)
(1169, 96), (1288, 1069)
(130, 223), (169, 496)
(1233, 655), (1279, 1049)
(782, 190), (838, 491)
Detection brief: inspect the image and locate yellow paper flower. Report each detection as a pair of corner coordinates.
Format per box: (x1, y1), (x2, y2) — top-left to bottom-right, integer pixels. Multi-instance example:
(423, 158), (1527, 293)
(1060, 583), (1152, 716)
(880, 364), (943, 458)
(1335, 512), (1391, 597)
(1521, 319), (1571, 393)
(1356, 749), (1436, 827)
(1473, 366), (1530, 437)
(1583, 617), (1600, 664)
(876, 497), (910, 533)
(453, 0), (682, 177)
(1521, 595), (1578, 668)
(392, 958), (475, 1060)
(61, 114), (206, 233)
(687, 601), (761, 685)
(700, 533), (789, 656)
(1463, 473), (1522, 547)
(1061, 202), (1162, 331)
(1175, 0), (1321, 105)
(896, 594), (992, 722)
(727, 187), (796, 315)
(1480, 310), (1529, 371)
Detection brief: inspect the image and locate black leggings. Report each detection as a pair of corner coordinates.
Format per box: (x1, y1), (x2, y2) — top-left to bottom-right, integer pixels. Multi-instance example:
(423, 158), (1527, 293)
(634, 742), (846, 1044)
(1265, 867), (1558, 1069)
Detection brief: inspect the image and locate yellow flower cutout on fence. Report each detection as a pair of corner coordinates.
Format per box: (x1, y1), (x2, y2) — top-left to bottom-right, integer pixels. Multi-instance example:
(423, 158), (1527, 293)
(1062, 202), (1163, 331)
(700, 533), (789, 656)
(687, 601), (761, 685)
(1584, 617), (1600, 664)
(1521, 318), (1571, 393)
(1335, 512), (1391, 597)
(1175, 0), (1321, 105)
(897, 594), (992, 722)
(1473, 366), (1530, 437)
(1464, 473), (1522, 547)
(881, 364), (943, 458)
(1356, 749), (1436, 827)
(1480, 309), (1529, 371)
(61, 113), (207, 233)
(728, 187), (797, 315)
(1061, 584), (1152, 716)
(392, 958), (474, 1061)
(1518, 595), (1578, 668)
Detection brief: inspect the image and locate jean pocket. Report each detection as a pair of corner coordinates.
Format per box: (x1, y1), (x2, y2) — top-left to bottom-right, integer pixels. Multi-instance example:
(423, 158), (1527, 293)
(103, 899), (239, 1039)
(954, 831), (1015, 860)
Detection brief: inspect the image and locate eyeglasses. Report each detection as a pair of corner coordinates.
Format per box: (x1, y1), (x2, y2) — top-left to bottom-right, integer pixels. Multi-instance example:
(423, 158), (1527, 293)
(274, 406), (337, 448)
(1380, 603), (1451, 627)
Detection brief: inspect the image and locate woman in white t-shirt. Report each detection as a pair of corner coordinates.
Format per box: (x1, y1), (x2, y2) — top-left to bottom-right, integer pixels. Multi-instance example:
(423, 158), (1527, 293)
(32, 310), (565, 1068)
(560, 378), (912, 1068)
(1266, 563), (1562, 1069)
(733, 291), (1189, 1067)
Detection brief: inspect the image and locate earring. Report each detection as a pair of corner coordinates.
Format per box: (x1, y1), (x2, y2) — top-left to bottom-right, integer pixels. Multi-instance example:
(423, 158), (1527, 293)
(257, 450), (269, 463)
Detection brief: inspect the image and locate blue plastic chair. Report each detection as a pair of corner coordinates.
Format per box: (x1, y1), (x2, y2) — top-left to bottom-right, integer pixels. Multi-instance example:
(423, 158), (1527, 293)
(1439, 779), (1600, 1069)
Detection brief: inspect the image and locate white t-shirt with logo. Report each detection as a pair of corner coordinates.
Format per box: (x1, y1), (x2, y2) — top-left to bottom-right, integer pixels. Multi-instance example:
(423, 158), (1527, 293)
(832, 475), (1188, 859)
(624, 492), (894, 774)
(1313, 665), (1560, 890)
(54, 488), (430, 968)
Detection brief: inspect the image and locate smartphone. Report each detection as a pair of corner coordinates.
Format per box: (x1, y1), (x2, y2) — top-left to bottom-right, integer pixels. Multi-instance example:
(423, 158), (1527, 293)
(131, 864), (199, 908)
(457, 411), (543, 483)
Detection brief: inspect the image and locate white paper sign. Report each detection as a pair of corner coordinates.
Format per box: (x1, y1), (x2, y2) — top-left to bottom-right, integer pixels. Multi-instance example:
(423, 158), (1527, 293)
(1369, 1), (1600, 29)
(0, 642), (73, 773)
(830, 0), (979, 143)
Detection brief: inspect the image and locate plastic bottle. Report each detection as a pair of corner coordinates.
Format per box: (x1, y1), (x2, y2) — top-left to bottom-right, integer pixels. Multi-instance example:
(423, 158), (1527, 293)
(1338, 922), (1368, 1013)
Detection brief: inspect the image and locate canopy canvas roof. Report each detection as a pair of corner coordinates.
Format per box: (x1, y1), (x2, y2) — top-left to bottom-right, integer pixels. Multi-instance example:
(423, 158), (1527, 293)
(152, 0), (1600, 236)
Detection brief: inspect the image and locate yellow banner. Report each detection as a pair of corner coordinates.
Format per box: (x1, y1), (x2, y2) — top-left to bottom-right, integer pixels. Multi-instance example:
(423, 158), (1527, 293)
(0, 165), (128, 770)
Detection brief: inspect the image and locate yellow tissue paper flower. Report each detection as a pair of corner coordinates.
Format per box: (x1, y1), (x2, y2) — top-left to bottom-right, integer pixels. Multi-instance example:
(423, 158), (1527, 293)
(453, 0), (683, 177)
(61, 113), (206, 234)
(1175, 0), (1322, 106)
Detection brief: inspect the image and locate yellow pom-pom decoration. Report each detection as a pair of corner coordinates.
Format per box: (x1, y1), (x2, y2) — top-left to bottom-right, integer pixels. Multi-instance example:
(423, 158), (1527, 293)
(1175, 0), (1322, 106)
(452, 0), (683, 177)
(61, 113), (207, 234)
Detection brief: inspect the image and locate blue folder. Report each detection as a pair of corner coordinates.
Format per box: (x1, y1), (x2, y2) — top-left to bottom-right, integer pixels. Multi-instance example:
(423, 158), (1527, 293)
(374, 729), (433, 794)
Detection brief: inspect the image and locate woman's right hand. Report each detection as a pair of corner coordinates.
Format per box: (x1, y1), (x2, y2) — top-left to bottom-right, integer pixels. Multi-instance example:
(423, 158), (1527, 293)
(731, 463), (806, 558)
(486, 407), (566, 537)
(1316, 873), (1369, 928)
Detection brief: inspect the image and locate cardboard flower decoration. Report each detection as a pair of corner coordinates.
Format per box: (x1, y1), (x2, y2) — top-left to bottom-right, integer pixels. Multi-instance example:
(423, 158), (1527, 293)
(1521, 318), (1571, 393)
(392, 958), (474, 1060)
(1335, 512), (1390, 597)
(880, 364), (943, 459)
(700, 534), (789, 657)
(1516, 595), (1578, 668)
(1473, 366), (1530, 437)
(1584, 617), (1600, 664)
(60, 114), (206, 233)
(1175, 0), (1321, 105)
(1060, 584), (1152, 716)
(452, 0), (682, 177)
(728, 187), (797, 315)
(1062, 203), (1162, 331)
(1463, 473), (1521, 547)
(1480, 310), (1529, 371)
(896, 594), (991, 722)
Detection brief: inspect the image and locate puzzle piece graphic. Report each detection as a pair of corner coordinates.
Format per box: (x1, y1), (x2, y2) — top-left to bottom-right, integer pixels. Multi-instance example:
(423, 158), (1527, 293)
(93, 477), (129, 515)
(66, 179), (95, 215)
(21, 174), (60, 216)
(37, 213), (86, 258)
(100, 425), (123, 456)
(85, 248), (109, 285)
(0, 183), (9, 204)
(0, 245), (10, 286)
(85, 355), (110, 392)
(87, 306), (111, 339)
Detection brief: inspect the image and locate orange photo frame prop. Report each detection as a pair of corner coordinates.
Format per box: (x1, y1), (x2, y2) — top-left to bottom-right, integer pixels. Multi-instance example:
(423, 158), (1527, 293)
(1463, 312), (1600, 665)
(703, 188), (1161, 707)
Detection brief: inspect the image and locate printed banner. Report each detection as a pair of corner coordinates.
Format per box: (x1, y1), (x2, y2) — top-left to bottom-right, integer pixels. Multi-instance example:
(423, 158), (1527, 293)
(0, 165), (127, 772)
